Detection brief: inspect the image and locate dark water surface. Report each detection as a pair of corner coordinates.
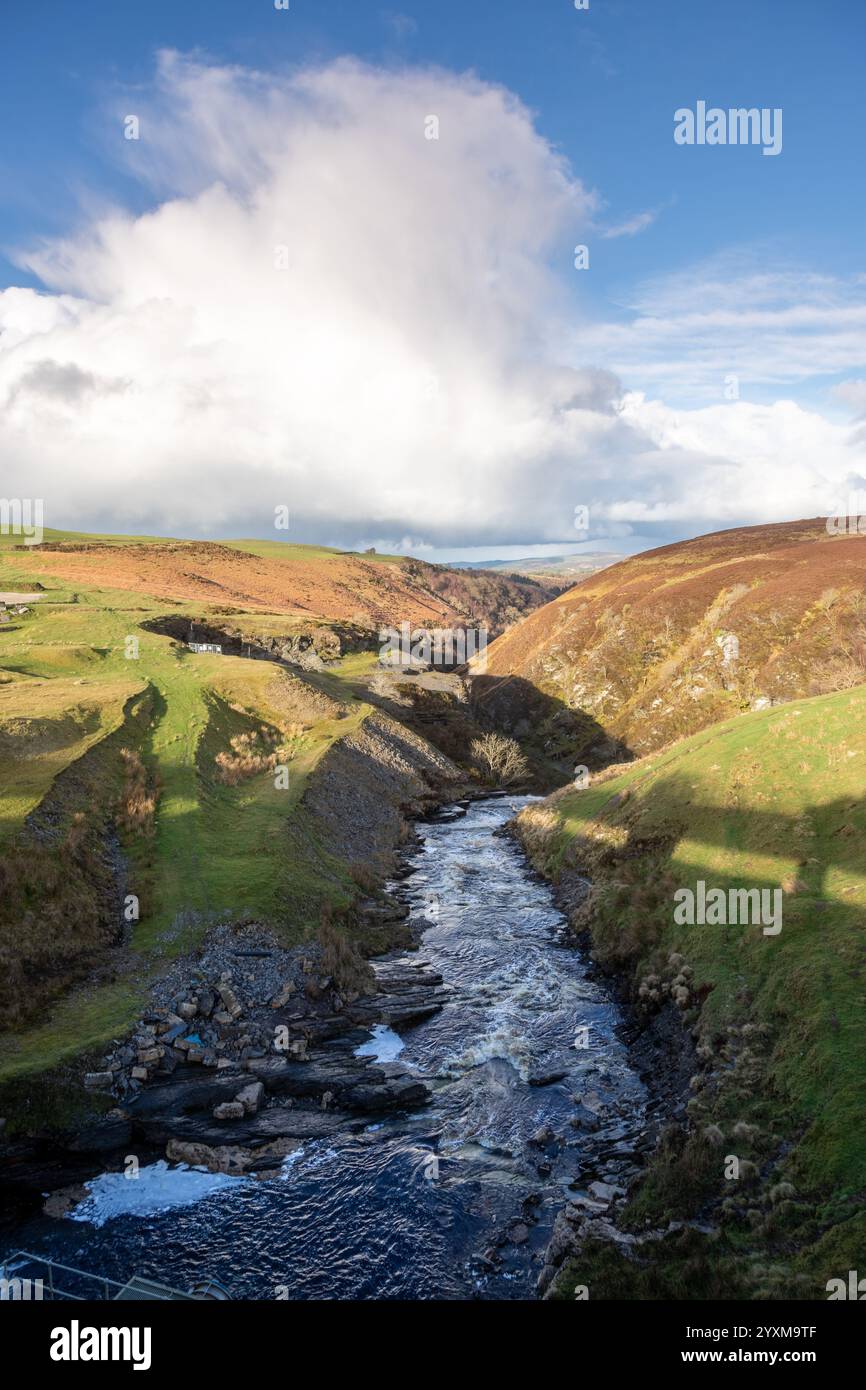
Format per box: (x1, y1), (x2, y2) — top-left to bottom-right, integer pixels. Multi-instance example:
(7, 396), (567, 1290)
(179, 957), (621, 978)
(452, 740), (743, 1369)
(3, 797), (646, 1300)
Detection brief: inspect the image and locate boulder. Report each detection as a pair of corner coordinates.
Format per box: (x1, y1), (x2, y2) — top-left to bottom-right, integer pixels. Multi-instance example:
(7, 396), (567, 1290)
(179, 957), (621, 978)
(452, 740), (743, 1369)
(217, 984), (243, 1019)
(159, 1022), (187, 1045)
(43, 1182), (89, 1219)
(213, 1102), (245, 1121)
(166, 1136), (300, 1175)
(197, 988), (216, 1018)
(270, 981), (296, 1009)
(235, 1082), (264, 1116)
(564, 1195), (608, 1217)
(166, 1140), (247, 1175)
(529, 1125), (555, 1148)
(588, 1180), (623, 1202)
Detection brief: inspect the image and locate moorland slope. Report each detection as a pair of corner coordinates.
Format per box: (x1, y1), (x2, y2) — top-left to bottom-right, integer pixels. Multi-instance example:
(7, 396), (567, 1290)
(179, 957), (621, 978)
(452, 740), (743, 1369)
(483, 519), (866, 764)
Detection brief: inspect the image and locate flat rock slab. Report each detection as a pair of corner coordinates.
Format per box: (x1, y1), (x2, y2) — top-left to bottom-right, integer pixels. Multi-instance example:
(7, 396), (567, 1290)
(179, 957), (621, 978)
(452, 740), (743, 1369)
(126, 1073), (253, 1119)
(65, 1117), (133, 1153)
(145, 1106), (353, 1147)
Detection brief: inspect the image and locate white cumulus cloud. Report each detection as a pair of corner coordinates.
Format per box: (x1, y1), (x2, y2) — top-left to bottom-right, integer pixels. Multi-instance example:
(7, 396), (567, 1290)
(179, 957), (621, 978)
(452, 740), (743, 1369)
(0, 53), (864, 550)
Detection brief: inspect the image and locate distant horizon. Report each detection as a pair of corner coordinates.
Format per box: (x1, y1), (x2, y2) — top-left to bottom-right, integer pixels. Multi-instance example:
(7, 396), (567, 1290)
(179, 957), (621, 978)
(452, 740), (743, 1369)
(8, 514), (841, 569)
(9, 521), (641, 566)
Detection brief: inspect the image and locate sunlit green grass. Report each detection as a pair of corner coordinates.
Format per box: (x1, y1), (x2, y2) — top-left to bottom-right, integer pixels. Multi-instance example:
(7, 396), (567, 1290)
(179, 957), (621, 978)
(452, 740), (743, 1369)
(532, 684), (866, 1189)
(223, 538), (406, 565)
(0, 550), (374, 1080)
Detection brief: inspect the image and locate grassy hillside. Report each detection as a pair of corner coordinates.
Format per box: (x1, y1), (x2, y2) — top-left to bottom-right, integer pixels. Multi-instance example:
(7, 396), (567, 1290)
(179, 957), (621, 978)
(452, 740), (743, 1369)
(484, 519), (866, 766)
(0, 542), (384, 1080)
(1, 519), (510, 1088)
(0, 676), (143, 840)
(0, 528), (550, 1088)
(517, 683), (866, 1296)
(3, 527), (551, 634)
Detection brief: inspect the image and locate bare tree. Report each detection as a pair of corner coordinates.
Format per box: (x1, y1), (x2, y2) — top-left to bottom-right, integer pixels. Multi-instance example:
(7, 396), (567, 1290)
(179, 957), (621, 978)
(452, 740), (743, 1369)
(470, 732), (529, 785)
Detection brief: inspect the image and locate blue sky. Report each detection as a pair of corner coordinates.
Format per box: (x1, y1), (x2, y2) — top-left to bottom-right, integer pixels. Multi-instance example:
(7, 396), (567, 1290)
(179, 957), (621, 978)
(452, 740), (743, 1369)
(4, 0), (863, 302)
(1, 0), (865, 557)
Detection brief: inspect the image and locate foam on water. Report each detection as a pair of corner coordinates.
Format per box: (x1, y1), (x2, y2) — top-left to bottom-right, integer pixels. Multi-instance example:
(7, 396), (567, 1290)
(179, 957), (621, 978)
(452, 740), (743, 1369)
(354, 1023), (405, 1061)
(440, 1026), (536, 1082)
(70, 1161), (244, 1228)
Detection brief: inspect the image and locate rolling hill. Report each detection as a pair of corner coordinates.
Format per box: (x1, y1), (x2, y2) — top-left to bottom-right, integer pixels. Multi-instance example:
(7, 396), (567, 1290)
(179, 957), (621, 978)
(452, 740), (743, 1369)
(3, 529), (553, 636)
(481, 518), (866, 765)
(445, 552), (618, 587)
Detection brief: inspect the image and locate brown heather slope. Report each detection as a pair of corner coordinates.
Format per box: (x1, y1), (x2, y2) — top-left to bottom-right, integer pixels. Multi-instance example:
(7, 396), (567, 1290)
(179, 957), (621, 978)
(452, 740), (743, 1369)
(482, 518), (866, 761)
(15, 539), (553, 634)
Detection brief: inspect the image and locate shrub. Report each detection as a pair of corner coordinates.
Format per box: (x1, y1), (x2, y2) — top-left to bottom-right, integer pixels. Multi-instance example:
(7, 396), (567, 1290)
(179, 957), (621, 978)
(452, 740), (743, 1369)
(318, 913), (374, 998)
(215, 727), (281, 785)
(469, 731), (528, 785)
(117, 747), (161, 836)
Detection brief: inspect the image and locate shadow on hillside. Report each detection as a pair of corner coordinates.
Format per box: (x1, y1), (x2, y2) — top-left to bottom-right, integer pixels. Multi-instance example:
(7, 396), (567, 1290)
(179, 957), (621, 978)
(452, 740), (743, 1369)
(471, 672), (632, 776)
(594, 768), (866, 937)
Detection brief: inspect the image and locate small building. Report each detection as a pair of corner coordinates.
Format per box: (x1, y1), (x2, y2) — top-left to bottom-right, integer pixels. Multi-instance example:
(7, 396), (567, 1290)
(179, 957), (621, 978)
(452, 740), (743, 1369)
(188, 641), (222, 654)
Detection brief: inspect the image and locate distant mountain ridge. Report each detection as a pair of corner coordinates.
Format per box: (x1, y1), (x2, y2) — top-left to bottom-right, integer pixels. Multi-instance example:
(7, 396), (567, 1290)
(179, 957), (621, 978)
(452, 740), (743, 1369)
(445, 552), (619, 582)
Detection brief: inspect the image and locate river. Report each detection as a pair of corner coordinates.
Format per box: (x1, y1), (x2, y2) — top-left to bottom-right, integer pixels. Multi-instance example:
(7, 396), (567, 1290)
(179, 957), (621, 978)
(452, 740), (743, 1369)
(3, 796), (647, 1300)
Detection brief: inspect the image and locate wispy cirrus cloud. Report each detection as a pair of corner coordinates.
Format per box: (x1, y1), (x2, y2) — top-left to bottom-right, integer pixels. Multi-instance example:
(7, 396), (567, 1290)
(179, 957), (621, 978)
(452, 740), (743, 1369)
(600, 208), (659, 239)
(581, 253), (866, 403)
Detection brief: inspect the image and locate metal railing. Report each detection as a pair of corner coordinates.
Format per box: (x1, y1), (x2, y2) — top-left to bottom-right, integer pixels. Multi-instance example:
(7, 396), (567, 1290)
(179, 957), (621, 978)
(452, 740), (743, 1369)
(0, 1251), (178, 1301)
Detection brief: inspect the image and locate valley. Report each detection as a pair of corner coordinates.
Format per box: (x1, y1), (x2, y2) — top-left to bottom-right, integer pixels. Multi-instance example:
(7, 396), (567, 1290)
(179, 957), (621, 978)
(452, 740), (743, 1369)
(0, 518), (864, 1303)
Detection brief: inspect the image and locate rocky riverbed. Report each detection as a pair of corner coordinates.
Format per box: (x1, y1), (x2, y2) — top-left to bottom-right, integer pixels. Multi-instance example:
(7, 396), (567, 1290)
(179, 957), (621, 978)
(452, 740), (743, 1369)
(1, 797), (683, 1299)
